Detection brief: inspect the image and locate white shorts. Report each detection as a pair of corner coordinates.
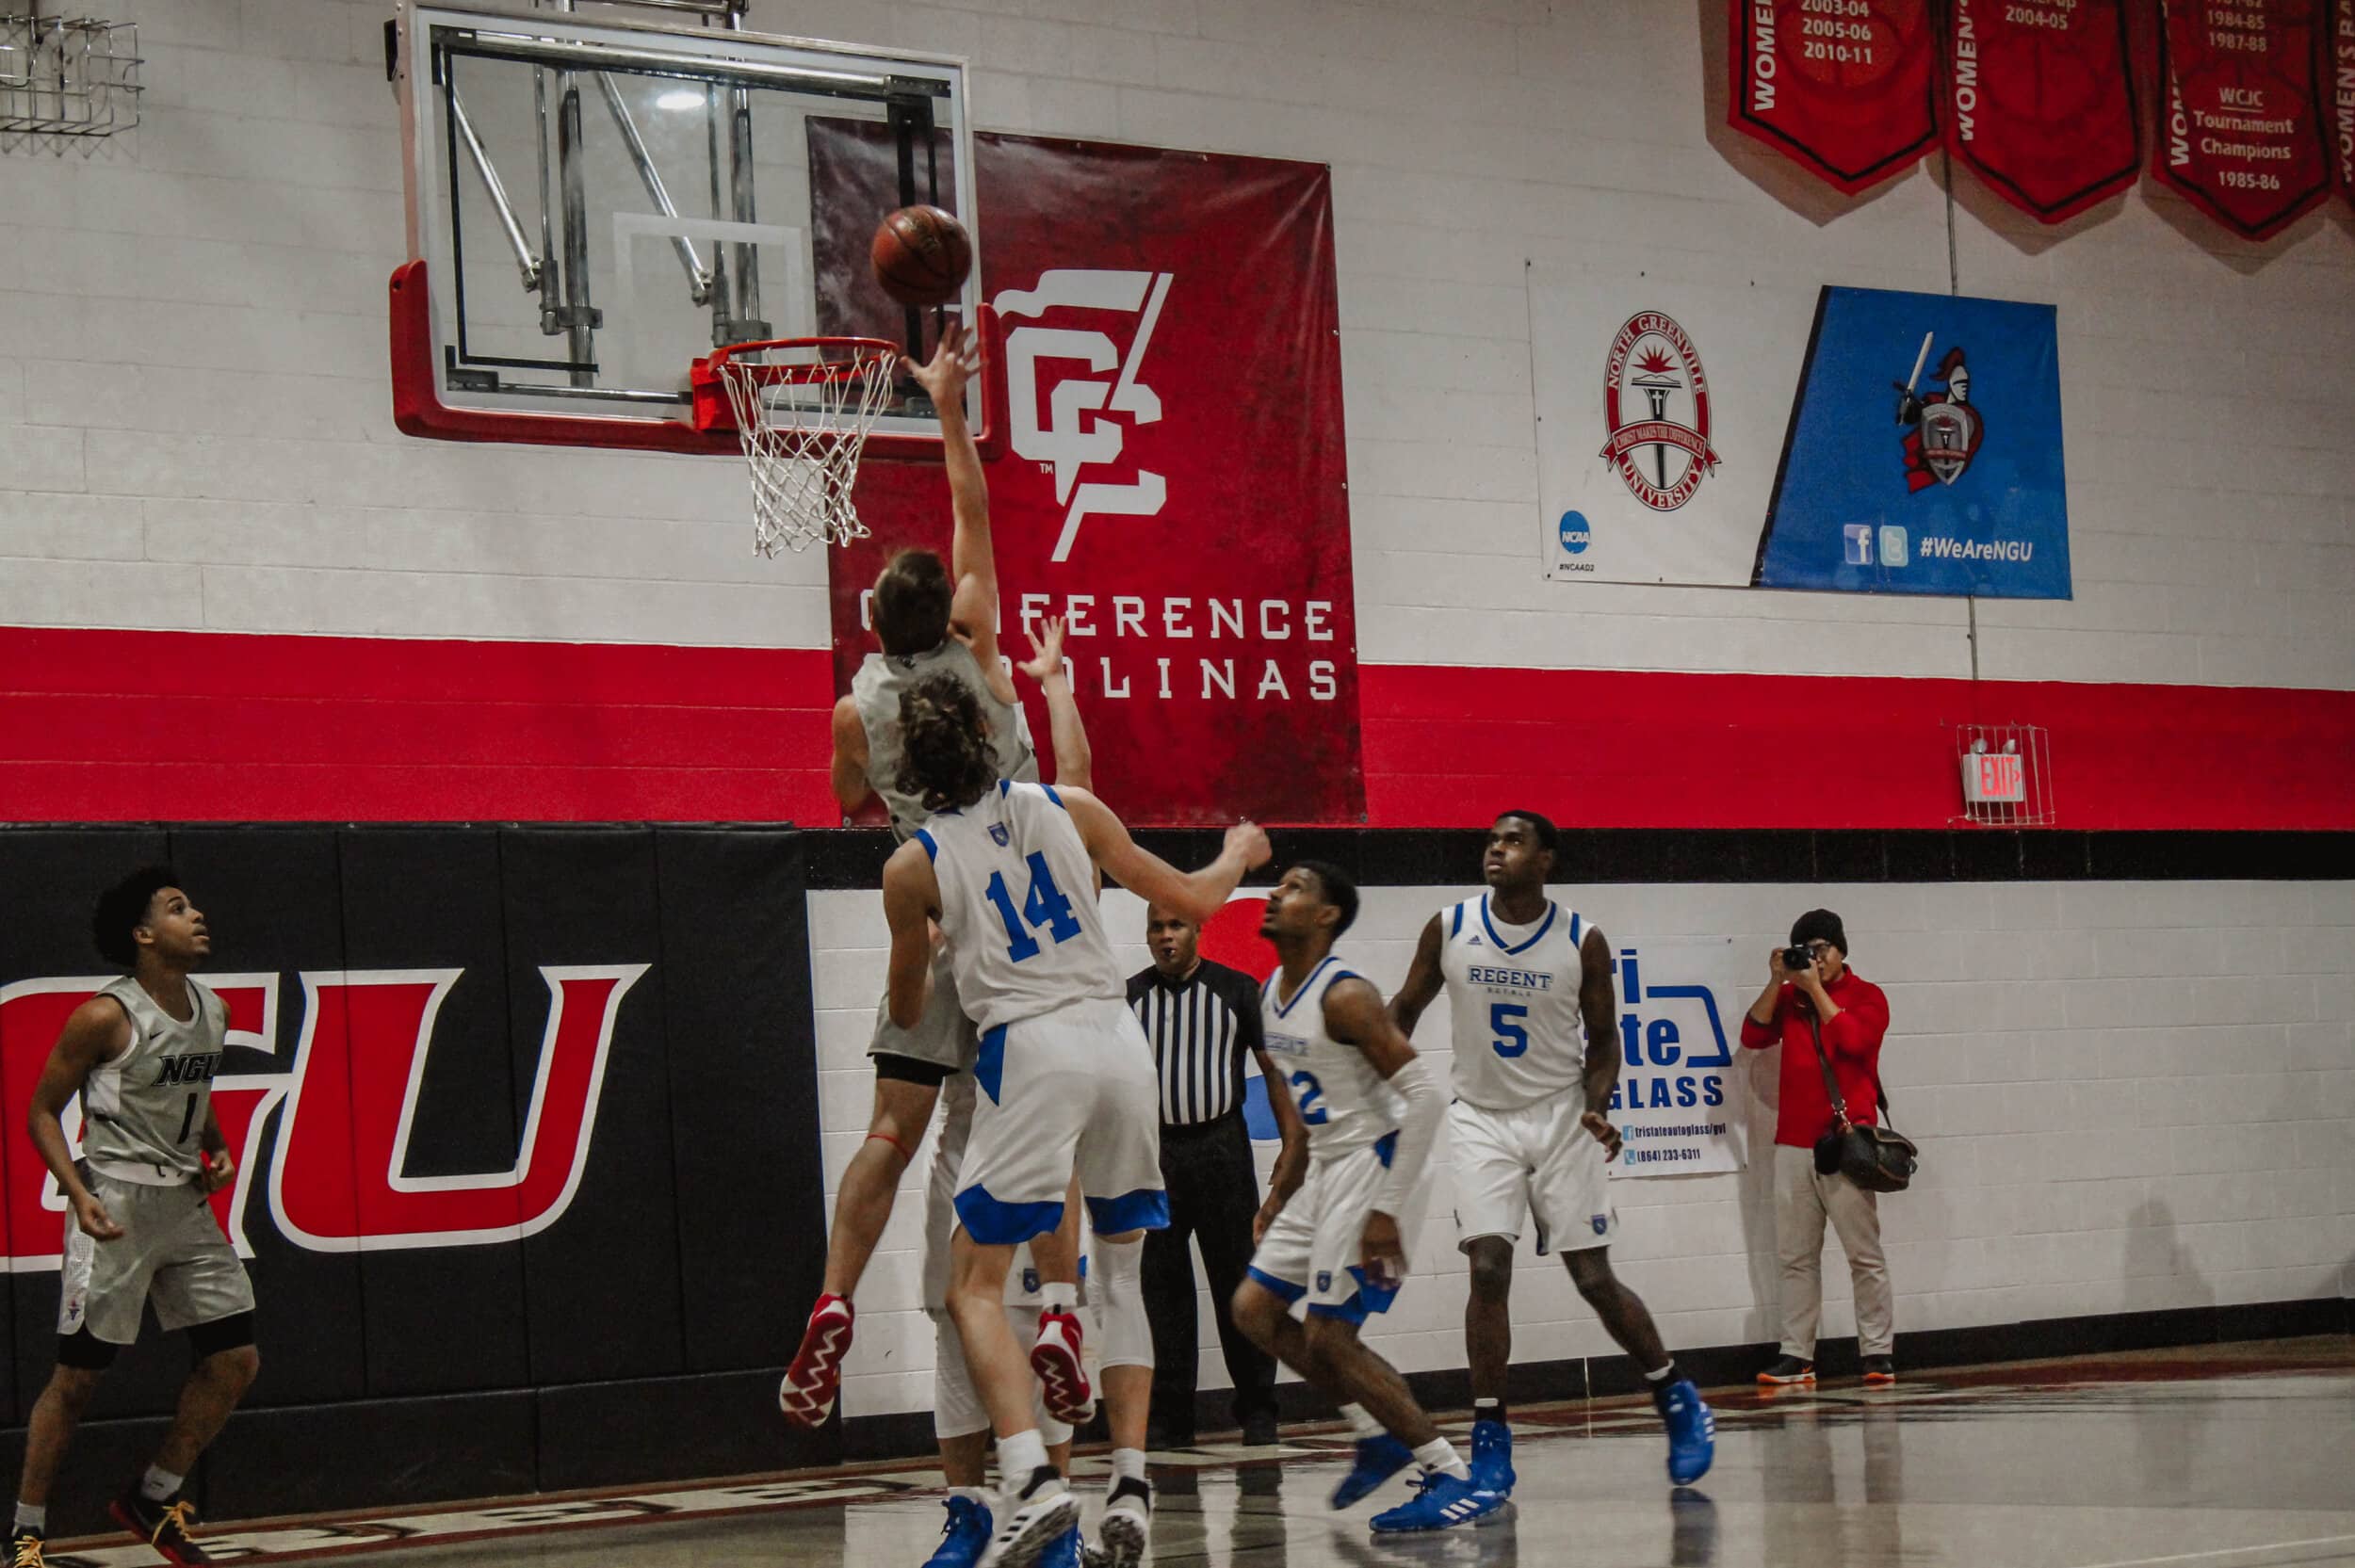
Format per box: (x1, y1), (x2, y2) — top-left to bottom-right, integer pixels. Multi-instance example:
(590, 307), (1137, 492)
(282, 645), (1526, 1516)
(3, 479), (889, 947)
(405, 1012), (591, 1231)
(924, 1075), (1076, 1313)
(59, 1169), (254, 1344)
(1246, 1137), (1420, 1324)
(955, 998), (1167, 1246)
(1450, 1095), (1618, 1254)
(932, 1305), (1075, 1446)
(869, 946), (976, 1073)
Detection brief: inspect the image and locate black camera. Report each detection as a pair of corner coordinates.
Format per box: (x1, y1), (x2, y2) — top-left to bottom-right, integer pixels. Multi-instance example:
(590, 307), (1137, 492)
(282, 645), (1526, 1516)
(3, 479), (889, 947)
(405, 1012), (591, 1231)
(1780, 945), (1814, 971)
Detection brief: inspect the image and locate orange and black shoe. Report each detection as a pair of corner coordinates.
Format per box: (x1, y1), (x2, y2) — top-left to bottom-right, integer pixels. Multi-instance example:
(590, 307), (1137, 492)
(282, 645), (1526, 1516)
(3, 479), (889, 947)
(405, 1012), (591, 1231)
(1861, 1356), (1897, 1385)
(10, 1526), (45, 1568)
(1757, 1355), (1816, 1386)
(112, 1489), (212, 1566)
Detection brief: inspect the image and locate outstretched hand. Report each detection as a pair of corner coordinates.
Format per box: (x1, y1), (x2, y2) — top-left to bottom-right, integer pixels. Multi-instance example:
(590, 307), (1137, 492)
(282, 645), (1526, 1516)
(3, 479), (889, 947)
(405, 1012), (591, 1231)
(1017, 616), (1068, 685)
(905, 320), (983, 408)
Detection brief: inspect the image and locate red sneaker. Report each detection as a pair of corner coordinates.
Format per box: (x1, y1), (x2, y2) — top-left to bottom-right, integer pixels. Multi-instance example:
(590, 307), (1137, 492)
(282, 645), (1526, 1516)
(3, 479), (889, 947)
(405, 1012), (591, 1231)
(1030, 1307), (1093, 1425)
(779, 1294), (853, 1427)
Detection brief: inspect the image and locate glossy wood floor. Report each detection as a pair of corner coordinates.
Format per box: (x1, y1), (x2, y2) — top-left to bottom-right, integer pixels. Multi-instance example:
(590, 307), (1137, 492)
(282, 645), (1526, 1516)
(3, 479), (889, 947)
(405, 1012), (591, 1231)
(42, 1339), (2355, 1568)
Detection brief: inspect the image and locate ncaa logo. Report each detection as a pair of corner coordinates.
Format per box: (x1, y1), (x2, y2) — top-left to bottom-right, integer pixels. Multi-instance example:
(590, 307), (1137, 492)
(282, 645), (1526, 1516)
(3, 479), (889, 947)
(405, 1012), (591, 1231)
(1591, 1214), (1609, 1236)
(989, 823), (1011, 847)
(1022, 1268), (1041, 1295)
(1558, 510), (1590, 556)
(1315, 1270), (1333, 1293)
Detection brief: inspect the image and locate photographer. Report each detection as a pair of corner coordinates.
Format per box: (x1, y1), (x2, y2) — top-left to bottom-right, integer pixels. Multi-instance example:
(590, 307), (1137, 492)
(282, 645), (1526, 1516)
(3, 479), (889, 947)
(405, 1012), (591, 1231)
(1739, 910), (1895, 1386)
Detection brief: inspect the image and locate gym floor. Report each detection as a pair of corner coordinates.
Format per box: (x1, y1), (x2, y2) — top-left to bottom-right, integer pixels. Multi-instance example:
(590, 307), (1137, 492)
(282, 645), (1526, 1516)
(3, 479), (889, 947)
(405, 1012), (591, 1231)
(44, 1339), (2355, 1567)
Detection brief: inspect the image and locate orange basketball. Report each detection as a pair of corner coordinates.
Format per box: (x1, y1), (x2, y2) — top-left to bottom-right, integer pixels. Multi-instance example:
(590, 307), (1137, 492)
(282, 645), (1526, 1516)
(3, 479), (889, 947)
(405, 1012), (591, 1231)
(869, 204), (972, 306)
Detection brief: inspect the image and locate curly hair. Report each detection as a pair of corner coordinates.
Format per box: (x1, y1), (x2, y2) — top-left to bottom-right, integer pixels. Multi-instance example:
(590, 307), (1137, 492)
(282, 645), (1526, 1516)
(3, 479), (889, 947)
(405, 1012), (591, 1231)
(92, 865), (181, 967)
(895, 674), (997, 813)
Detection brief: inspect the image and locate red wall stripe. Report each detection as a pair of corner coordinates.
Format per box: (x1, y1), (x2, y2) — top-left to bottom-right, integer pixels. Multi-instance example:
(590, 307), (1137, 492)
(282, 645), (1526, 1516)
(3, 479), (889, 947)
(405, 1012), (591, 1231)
(4, 627), (2350, 832)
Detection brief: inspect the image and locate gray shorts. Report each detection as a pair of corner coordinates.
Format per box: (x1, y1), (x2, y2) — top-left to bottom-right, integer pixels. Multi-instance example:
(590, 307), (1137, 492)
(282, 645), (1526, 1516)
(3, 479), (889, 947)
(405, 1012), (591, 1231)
(867, 946), (979, 1073)
(59, 1169), (255, 1345)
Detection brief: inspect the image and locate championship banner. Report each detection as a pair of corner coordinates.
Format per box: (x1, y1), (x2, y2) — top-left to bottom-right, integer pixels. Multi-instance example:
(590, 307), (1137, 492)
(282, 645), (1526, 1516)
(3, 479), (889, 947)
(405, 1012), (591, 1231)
(809, 127), (1362, 827)
(1727, 0), (1940, 194)
(1602, 936), (1748, 1178)
(1757, 286), (2070, 597)
(2331, 0), (2355, 207)
(2152, 0), (2335, 239)
(1944, 0), (2141, 222)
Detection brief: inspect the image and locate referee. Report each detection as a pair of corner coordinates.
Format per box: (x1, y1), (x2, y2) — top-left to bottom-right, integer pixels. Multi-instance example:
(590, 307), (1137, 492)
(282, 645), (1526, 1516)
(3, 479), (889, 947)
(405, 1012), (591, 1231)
(1128, 903), (1299, 1447)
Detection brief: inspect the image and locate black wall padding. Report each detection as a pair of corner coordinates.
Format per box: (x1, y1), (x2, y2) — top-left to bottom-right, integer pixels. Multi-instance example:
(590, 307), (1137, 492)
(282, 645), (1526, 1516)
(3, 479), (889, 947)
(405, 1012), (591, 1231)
(0, 825), (827, 1531)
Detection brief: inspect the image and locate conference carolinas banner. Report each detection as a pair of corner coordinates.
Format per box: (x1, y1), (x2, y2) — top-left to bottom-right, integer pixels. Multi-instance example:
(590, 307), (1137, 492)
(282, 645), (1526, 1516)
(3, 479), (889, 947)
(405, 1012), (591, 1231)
(1537, 282), (2071, 599)
(807, 126), (1361, 828)
(2152, 0), (2336, 239)
(1945, 0), (2141, 223)
(1728, 0), (1941, 193)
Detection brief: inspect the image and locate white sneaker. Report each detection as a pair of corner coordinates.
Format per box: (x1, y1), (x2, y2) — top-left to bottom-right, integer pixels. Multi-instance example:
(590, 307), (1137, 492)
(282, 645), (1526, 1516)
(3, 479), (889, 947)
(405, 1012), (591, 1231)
(1095, 1477), (1150, 1568)
(976, 1483), (1080, 1568)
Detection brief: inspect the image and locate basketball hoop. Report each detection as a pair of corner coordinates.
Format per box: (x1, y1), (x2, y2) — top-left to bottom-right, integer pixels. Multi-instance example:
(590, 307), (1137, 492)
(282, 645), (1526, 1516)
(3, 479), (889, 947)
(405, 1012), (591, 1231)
(690, 337), (899, 557)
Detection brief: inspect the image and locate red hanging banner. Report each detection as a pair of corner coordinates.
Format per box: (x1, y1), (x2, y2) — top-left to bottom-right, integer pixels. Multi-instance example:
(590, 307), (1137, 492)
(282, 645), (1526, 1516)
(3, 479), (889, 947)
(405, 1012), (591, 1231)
(1944, 0), (2141, 222)
(1728, 0), (1940, 194)
(2152, 0), (2334, 238)
(2330, 0), (2355, 207)
(807, 126), (1363, 828)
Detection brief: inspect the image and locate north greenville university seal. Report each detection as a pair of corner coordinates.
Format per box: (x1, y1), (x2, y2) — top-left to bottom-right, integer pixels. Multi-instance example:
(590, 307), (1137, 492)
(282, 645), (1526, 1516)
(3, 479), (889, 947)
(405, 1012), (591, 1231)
(1600, 312), (1721, 511)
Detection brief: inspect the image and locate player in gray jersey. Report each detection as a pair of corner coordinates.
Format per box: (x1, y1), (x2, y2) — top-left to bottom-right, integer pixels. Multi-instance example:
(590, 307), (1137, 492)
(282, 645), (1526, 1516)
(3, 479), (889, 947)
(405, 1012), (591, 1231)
(11, 868), (258, 1568)
(785, 324), (1096, 1474)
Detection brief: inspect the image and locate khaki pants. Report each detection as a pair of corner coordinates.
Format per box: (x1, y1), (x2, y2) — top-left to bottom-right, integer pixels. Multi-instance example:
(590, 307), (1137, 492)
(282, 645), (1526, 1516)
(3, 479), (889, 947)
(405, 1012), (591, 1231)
(1774, 1142), (1892, 1358)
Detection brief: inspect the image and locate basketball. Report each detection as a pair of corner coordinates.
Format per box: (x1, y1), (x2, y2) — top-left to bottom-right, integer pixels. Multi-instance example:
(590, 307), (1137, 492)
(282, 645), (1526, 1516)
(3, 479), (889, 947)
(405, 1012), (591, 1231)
(869, 204), (972, 305)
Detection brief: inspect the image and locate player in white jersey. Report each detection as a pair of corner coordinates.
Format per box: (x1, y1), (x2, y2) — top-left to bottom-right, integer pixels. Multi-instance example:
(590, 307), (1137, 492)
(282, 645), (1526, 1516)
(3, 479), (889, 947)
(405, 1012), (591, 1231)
(1229, 863), (1503, 1537)
(881, 673), (1270, 1568)
(1390, 810), (1715, 1494)
(12, 869), (258, 1568)
(787, 325), (1094, 1440)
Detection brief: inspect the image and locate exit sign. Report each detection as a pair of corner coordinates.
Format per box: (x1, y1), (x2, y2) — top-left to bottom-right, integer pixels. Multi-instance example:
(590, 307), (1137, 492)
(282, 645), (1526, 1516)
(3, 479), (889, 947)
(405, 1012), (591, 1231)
(1961, 751), (2026, 804)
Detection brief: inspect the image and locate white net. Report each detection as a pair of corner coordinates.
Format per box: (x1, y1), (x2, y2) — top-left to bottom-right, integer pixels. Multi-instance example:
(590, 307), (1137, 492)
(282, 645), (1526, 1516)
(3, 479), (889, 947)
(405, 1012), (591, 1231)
(713, 340), (898, 557)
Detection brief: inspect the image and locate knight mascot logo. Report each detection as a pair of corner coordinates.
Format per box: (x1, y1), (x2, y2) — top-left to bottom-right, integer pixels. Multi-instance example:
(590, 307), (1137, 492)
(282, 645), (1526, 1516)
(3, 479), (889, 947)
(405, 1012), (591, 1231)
(1894, 337), (1984, 491)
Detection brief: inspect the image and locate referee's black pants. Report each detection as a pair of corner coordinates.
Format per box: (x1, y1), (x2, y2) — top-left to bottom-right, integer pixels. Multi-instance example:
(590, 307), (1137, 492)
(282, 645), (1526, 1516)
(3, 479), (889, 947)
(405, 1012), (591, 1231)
(1143, 1110), (1277, 1438)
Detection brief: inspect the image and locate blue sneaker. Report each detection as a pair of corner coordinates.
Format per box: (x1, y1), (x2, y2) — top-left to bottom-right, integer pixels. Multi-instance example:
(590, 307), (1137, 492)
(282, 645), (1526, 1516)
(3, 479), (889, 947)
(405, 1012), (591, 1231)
(1468, 1418), (1516, 1496)
(1034, 1524), (1083, 1568)
(1661, 1380), (1716, 1485)
(924, 1495), (994, 1568)
(1370, 1470), (1508, 1533)
(1329, 1433), (1416, 1509)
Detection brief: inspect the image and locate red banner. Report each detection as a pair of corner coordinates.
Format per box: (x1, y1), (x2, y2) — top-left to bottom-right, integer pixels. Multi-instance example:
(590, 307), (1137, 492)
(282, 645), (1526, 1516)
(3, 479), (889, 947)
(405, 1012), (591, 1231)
(809, 128), (1362, 827)
(2331, 0), (2355, 207)
(1945, 0), (2140, 222)
(2152, 0), (2335, 237)
(1728, 0), (1940, 193)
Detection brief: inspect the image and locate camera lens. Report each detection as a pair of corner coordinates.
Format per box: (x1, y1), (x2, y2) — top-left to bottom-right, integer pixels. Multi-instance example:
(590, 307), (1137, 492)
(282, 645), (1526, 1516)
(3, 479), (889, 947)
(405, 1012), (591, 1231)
(1782, 946), (1812, 970)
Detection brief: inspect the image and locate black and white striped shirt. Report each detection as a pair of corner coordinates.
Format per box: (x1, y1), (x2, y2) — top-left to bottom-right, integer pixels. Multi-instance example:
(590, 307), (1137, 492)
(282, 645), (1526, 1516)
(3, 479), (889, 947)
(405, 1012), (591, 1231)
(1126, 959), (1265, 1127)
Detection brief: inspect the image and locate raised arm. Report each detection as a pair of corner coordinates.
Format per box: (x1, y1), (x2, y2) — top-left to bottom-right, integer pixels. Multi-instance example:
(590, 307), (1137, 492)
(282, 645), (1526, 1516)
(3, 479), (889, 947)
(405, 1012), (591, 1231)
(1059, 787), (1269, 925)
(880, 841), (943, 1029)
(906, 323), (1017, 706)
(1016, 616), (1092, 793)
(831, 695), (875, 816)
(1389, 912), (1448, 1035)
(27, 997), (130, 1241)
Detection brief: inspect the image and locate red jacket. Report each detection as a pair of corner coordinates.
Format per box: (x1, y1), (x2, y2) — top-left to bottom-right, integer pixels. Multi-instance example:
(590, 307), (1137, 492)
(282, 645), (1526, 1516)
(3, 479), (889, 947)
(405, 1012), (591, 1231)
(1739, 970), (1892, 1149)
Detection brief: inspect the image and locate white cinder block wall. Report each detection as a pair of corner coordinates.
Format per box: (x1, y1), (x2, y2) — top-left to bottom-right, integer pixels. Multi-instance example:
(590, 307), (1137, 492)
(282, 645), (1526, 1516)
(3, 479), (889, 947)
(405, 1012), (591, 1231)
(0, 0), (2349, 687)
(815, 882), (2355, 1419)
